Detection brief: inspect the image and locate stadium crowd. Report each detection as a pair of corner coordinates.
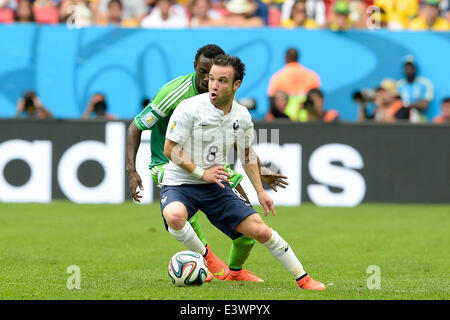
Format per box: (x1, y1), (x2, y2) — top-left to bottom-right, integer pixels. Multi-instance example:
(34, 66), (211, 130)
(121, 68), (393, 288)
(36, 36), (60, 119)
(14, 48), (450, 124)
(4, 0), (450, 124)
(263, 48), (450, 124)
(0, 0), (450, 30)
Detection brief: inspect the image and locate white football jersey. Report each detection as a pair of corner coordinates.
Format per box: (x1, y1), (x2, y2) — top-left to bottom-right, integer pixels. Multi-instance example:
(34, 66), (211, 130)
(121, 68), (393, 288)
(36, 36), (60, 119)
(162, 92), (254, 185)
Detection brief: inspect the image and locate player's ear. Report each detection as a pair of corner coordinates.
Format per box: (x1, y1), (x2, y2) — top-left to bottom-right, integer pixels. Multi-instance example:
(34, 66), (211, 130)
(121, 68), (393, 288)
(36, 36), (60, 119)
(233, 80), (242, 92)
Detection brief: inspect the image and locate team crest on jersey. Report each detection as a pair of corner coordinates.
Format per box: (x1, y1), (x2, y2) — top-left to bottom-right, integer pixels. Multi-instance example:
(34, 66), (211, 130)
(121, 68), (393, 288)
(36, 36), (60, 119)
(232, 120), (240, 133)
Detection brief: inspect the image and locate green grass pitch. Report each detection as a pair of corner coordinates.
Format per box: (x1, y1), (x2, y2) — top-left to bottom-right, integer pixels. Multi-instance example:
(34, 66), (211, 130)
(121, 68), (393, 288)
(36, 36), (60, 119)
(0, 202), (448, 300)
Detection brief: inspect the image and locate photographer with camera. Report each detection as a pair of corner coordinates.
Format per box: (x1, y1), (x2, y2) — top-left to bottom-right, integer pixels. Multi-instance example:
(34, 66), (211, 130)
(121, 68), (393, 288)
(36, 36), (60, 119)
(355, 78), (409, 123)
(82, 92), (117, 120)
(298, 88), (339, 123)
(14, 90), (53, 119)
(264, 90), (291, 121)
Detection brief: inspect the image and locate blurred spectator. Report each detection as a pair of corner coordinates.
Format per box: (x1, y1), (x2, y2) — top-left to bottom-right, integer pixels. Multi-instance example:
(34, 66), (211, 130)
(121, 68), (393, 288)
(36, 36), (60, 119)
(444, 0), (450, 24)
(141, 0), (189, 28)
(33, 0), (62, 8)
(144, 0), (157, 12)
(211, 0), (232, 16)
(281, 0), (319, 28)
(82, 93), (117, 119)
(0, 0), (17, 23)
(396, 55), (434, 122)
(0, 1), (16, 23)
(103, 0), (123, 24)
(14, 90), (53, 119)
(373, 0), (418, 30)
(253, 0), (269, 25)
(299, 88), (340, 122)
(258, 0), (280, 26)
(0, 0), (17, 10)
(60, 0), (93, 27)
(96, 0), (139, 26)
(217, 0), (264, 26)
(358, 78), (410, 122)
(189, 0), (222, 27)
(281, 0), (326, 27)
(33, 1), (60, 24)
(327, 0), (353, 31)
(33, 0), (62, 24)
(409, 0), (450, 31)
(264, 90), (291, 121)
(260, 0), (284, 10)
(14, 0), (34, 22)
(97, 0), (146, 24)
(345, 0), (368, 28)
(432, 97), (450, 124)
(267, 47), (321, 121)
(325, 0), (368, 28)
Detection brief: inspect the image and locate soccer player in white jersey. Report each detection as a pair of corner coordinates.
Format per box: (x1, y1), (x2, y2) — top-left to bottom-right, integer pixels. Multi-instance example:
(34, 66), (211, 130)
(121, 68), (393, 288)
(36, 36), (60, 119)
(127, 44), (288, 282)
(160, 54), (326, 290)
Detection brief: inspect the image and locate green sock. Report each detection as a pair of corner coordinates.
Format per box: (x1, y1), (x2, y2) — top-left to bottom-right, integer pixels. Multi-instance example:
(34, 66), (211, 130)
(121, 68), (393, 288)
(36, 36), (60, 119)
(228, 235), (256, 270)
(188, 213), (208, 247)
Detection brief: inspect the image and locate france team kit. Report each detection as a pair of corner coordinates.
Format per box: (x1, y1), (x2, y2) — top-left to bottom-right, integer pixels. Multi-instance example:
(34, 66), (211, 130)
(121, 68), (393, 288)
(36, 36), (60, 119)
(160, 93), (257, 240)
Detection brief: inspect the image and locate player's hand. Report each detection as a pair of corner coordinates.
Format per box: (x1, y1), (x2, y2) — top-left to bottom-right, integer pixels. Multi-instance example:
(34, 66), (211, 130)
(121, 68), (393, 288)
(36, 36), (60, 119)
(257, 190), (275, 217)
(260, 167), (288, 192)
(128, 170), (144, 202)
(202, 166), (231, 189)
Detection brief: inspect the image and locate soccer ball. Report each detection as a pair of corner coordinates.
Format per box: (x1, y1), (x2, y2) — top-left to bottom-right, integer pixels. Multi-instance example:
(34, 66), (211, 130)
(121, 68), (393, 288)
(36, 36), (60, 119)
(168, 250), (208, 287)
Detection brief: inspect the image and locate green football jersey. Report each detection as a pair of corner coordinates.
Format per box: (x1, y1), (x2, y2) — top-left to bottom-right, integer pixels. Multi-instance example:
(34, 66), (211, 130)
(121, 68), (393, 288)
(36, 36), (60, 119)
(134, 72), (199, 169)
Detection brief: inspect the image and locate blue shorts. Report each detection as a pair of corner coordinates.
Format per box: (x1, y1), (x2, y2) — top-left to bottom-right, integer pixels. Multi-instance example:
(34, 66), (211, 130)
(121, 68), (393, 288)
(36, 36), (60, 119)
(160, 183), (257, 240)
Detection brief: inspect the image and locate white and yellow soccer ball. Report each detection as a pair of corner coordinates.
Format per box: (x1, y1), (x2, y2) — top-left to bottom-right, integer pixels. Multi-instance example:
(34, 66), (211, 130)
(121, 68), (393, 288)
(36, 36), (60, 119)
(168, 250), (208, 287)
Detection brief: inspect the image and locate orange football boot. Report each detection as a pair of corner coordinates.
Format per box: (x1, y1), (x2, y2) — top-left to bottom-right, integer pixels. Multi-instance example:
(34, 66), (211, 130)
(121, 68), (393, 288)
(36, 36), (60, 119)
(204, 245), (230, 281)
(205, 271), (214, 282)
(297, 274), (326, 290)
(226, 269), (264, 282)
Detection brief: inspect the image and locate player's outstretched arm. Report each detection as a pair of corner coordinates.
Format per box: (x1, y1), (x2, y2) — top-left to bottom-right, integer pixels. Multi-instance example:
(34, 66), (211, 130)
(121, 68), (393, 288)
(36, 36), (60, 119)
(240, 147), (276, 217)
(256, 154), (289, 192)
(260, 166), (289, 192)
(126, 122), (144, 202)
(163, 139), (231, 188)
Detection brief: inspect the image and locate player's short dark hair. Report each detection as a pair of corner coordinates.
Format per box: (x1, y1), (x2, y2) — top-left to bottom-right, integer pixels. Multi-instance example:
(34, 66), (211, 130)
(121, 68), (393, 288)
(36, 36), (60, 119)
(442, 97), (450, 104)
(195, 44), (225, 63)
(212, 54), (246, 83)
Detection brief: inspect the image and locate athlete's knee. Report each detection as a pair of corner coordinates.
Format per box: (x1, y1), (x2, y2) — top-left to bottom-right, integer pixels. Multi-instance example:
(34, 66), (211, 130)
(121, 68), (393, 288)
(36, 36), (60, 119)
(254, 224), (272, 243)
(163, 202), (188, 230)
(237, 215), (272, 243)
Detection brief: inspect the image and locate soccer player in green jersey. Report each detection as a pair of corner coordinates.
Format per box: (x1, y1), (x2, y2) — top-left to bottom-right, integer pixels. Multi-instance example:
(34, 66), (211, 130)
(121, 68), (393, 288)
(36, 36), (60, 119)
(126, 44), (288, 282)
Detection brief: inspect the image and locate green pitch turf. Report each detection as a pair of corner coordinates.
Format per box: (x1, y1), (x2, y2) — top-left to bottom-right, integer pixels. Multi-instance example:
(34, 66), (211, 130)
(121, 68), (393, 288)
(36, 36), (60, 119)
(0, 202), (448, 300)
